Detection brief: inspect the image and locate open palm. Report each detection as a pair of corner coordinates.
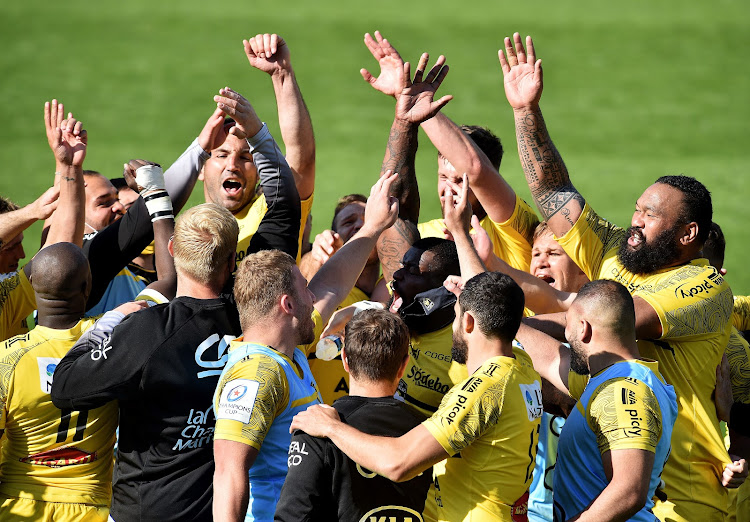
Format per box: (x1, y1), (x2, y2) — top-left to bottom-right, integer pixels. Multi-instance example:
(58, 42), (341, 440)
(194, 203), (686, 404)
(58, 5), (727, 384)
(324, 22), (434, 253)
(361, 31), (406, 97)
(498, 34), (543, 109)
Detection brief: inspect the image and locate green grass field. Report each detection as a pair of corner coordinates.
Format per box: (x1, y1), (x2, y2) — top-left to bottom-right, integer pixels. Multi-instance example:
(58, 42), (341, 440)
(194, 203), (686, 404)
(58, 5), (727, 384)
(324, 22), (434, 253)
(1, 1), (748, 290)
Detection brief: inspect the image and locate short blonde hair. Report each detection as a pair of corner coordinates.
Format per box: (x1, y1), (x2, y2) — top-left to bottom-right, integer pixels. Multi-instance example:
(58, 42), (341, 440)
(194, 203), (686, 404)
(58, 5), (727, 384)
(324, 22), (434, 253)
(173, 203), (239, 285)
(234, 250), (297, 330)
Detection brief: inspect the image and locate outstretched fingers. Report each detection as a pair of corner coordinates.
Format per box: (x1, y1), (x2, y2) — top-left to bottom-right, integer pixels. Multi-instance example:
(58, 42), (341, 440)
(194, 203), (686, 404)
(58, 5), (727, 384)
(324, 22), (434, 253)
(364, 32), (385, 60)
(526, 35), (536, 64)
(413, 53), (429, 83)
(513, 32), (526, 64)
(503, 36), (519, 67)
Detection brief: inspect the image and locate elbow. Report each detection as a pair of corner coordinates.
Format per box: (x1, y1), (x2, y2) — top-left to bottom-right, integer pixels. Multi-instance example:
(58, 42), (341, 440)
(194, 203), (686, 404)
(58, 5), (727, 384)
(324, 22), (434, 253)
(619, 487), (649, 519)
(381, 460), (412, 483)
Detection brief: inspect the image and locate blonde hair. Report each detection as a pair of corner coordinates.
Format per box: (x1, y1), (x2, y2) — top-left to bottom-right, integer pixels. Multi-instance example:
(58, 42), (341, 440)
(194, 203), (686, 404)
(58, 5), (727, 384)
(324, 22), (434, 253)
(172, 203), (239, 285)
(234, 250), (297, 330)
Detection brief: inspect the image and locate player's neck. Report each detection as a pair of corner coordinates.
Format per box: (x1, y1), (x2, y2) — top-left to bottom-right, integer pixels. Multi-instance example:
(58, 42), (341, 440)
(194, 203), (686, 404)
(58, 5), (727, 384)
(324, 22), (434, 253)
(587, 340), (640, 376)
(175, 272), (225, 300)
(348, 379), (398, 399)
(35, 308), (83, 331)
(467, 338), (514, 374)
(243, 320), (297, 358)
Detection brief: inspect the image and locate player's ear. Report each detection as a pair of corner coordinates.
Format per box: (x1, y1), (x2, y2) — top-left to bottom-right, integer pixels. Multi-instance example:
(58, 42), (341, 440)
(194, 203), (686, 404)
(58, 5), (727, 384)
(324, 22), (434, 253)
(680, 221), (699, 246)
(341, 347), (351, 373)
(580, 319), (592, 344)
(463, 311), (475, 334)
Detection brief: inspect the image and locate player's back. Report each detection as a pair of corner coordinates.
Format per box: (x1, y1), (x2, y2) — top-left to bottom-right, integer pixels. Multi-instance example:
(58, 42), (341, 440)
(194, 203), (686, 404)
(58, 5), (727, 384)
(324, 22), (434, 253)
(0, 320), (117, 505)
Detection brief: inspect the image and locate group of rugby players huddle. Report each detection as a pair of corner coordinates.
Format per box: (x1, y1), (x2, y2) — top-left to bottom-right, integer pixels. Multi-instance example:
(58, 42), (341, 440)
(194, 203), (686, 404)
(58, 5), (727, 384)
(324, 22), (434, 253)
(0, 30), (748, 522)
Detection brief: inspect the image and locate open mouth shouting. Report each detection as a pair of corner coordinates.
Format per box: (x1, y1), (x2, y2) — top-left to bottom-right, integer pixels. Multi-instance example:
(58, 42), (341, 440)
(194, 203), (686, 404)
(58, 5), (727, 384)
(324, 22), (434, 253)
(222, 178), (244, 198)
(627, 227), (645, 249)
(388, 281), (404, 313)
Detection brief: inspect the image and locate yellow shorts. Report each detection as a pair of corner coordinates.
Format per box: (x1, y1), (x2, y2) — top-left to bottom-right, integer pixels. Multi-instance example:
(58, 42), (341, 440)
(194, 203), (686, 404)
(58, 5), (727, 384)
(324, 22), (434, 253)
(0, 495), (109, 522)
(653, 497), (726, 522)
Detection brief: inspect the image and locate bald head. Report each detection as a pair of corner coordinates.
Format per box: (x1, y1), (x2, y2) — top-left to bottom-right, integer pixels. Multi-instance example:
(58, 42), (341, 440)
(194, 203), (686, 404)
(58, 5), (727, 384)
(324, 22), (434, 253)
(31, 243), (91, 303)
(570, 280), (636, 339)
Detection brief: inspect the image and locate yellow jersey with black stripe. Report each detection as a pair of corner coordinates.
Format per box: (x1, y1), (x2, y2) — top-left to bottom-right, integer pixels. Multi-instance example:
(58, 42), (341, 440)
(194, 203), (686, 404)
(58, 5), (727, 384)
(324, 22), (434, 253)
(0, 319), (118, 506)
(418, 194), (539, 272)
(0, 270), (35, 342)
(556, 202), (734, 514)
(422, 349), (543, 521)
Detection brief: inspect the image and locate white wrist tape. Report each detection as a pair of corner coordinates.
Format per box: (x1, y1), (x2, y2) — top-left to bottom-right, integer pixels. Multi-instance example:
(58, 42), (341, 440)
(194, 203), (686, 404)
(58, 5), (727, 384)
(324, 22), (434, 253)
(135, 164), (166, 195)
(143, 191), (173, 222)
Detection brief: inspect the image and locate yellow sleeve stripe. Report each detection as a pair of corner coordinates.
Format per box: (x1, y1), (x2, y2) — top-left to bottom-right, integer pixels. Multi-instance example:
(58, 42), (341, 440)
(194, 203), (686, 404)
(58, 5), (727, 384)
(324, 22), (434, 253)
(213, 427), (262, 451)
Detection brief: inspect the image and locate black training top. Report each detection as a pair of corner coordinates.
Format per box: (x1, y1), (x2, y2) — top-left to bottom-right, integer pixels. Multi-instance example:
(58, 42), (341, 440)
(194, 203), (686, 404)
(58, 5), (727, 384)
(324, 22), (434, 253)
(275, 395), (432, 522)
(52, 297), (241, 522)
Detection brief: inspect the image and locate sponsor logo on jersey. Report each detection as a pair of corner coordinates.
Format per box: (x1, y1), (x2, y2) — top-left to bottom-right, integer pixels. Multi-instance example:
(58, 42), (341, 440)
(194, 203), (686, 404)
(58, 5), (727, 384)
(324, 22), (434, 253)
(460, 376), (483, 393)
(424, 350), (451, 362)
(421, 297), (434, 311)
(21, 447), (97, 467)
(172, 405), (216, 451)
(37, 357), (60, 394)
(195, 334), (235, 379)
(623, 408), (643, 437)
(228, 384), (248, 402)
(622, 387), (638, 405)
(445, 393), (470, 425)
(406, 366), (450, 394)
(519, 381), (543, 421)
(357, 505), (424, 522)
(674, 279), (714, 299)
(217, 379), (259, 424)
(287, 440), (310, 467)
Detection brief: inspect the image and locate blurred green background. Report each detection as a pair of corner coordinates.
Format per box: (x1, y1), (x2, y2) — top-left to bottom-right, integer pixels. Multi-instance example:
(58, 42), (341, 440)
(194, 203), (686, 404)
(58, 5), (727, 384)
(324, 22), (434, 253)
(1, 1), (748, 291)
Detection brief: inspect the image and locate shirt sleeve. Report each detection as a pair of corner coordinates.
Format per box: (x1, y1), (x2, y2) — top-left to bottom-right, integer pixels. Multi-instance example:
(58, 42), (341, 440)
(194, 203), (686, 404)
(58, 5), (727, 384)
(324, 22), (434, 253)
(555, 202), (626, 281)
(481, 195), (539, 272)
(50, 311), (149, 410)
(587, 377), (662, 454)
(245, 124), (301, 258)
(163, 137), (210, 212)
(568, 370), (590, 401)
(214, 352), (289, 450)
(0, 269), (36, 341)
(422, 371), (509, 456)
(274, 431), (332, 522)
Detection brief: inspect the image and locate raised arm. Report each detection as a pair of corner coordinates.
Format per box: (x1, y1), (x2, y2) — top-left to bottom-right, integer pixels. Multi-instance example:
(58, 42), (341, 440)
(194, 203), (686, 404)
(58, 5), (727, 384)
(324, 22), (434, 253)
(214, 87), (301, 257)
(499, 34), (584, 237)
(43, 102), (86, 248)
(422, 113), (517, 223)
(441, 175), (486, 280)
(375, 53), (452, 281)
(244, 34), (315, 199)
(309, 172), (398, 324)
(123, 161), (177, 300)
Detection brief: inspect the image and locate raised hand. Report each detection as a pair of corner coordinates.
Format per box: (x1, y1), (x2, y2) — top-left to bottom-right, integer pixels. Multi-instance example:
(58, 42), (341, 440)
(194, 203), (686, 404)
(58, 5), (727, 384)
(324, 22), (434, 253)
(498, 33), (543, 110)
(363, 170), (400, 234)
(45, 101), (87, 167)
(360, 31), (406, 97)
(310, 229), (344, 265)
(123, 159), (163, 195)
(198, 107), (228, 152)
(440, 173), (472, 237)
(395, 53), (453, 124)
(213, 87), (262, 140)
(29, 186), (60, 221)
(243, 33), (292, 76)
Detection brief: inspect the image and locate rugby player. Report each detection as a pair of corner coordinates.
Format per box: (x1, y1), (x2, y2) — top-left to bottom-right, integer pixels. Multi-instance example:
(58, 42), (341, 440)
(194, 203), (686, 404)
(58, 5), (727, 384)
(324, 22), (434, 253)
(52, 203), (239, 521)
(275, 309), (431, 521)
(211, 171), (400, 521)
(499, 33), (745, 519)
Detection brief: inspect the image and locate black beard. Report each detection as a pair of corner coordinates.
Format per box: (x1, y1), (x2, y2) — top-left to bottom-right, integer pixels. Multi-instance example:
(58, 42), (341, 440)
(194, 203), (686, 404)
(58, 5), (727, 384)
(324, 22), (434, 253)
(451, 332), (468, 365)
(569, 341), (589, 375)
(617, 226), (682, 275)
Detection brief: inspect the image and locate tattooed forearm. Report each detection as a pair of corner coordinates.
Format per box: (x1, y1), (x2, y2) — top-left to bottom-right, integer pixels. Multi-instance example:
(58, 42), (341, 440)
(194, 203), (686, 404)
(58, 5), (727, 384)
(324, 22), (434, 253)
(513, 107), (585, 230)
(381, 119), (420, 223)
(62, 176), (76, 182)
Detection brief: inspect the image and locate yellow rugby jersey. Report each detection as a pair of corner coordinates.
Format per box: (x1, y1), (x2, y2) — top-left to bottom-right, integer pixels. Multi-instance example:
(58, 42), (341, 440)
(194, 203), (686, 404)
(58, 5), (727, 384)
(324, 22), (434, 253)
(422, 349), (543, 522)
(733, 295), (750, 332)
(0, 270), (35, 341)
(0, 319), (118, 505)
(234, 192), (314, 266)
(396, 325), (468, 418)
(308, 285), (369, 405)
(213, 310), (323, 448)
(557, 202), (734, 513)
(418, 194), (539, 273)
